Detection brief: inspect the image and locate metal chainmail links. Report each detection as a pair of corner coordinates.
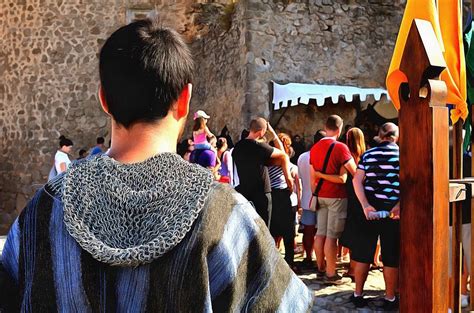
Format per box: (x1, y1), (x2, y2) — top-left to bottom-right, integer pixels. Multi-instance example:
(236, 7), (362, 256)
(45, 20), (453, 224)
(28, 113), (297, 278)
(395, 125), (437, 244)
(60, 152), (214, 266)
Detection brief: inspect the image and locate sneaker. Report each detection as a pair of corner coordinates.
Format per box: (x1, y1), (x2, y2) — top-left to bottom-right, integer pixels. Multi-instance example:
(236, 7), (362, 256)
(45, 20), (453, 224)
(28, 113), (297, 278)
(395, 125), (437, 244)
(350, 294), (368, 308)
(300, 258), (316, 270)
(461, 294), (469, 308)
(382, 296), (399, 311)
(315, 268), (326, 279)
(324, 273), (350, 285)
(342, 272), (355, 282)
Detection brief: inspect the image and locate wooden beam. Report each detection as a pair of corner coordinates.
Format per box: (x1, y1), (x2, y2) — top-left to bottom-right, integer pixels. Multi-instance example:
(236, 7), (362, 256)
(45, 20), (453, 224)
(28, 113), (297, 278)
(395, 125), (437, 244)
(471, 105), (474, 311)
(469, 0), (474, 309)
(398, 19), (449, 312)
(451, 122), (463, 313)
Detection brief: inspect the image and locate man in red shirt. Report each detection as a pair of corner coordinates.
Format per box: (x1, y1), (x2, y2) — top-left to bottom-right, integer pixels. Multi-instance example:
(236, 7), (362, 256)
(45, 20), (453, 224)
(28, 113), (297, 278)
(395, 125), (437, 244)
(310, 115), (356, 284)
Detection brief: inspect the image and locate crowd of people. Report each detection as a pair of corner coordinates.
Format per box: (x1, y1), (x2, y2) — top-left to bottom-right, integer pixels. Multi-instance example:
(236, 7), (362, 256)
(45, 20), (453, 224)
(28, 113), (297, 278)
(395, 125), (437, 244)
(48, 135), (109, 179)
(180, 112), (401, 310)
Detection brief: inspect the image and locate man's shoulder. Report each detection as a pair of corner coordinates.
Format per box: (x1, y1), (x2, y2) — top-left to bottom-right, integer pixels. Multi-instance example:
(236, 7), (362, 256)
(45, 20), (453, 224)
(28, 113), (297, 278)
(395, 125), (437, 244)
(15, 183), (59, 228)
(297, 152), (310, 165)
(90, 146), (102, 154)
(234, 139), (271, 154)
(233, 139), (248, 153)
(334, 140), (349, 150)
(364, 143), (399, 157)
(201, 183), (257, 224)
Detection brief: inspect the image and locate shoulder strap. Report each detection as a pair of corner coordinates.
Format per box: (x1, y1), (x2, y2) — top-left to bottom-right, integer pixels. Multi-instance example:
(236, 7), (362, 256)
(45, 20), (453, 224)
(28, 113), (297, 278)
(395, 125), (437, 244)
(313, 141), (337, 196)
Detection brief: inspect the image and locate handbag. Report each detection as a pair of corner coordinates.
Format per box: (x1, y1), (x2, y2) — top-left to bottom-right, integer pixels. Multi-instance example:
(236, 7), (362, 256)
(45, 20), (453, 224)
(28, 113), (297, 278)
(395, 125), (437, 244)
(308, 141), (337, 211)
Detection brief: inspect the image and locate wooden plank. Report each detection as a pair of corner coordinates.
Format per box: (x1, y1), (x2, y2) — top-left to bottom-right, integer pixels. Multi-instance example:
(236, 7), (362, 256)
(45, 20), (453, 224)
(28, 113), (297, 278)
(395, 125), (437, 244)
(452, 122), (463, 313)
(450, 177), (474, 183)
(470, 1), (474, 309)
(471, 106), (474, 311)
(432, 107), (450, 313)
(398, 19), (449, 312)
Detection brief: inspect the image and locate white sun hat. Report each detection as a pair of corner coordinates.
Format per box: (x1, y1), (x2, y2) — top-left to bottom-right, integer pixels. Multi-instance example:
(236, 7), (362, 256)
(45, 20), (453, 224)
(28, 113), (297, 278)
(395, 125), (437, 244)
(193, 110), (210, 120)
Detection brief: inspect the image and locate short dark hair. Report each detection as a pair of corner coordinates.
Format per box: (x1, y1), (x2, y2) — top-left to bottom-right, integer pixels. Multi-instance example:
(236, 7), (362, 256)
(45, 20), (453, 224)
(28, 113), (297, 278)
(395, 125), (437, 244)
(325, 115), (343, 131)
(99, 19), (194, 128)
(379, 122), (399, 139)
(177, 139), (191, 157)
(59, 135), (73, 147)
(240, 129), (250, 140)
(249, 117), (267, 132)
(216, 137), (227, 150)
(313, 129), (326, 144)
(96, 137), (105, 144)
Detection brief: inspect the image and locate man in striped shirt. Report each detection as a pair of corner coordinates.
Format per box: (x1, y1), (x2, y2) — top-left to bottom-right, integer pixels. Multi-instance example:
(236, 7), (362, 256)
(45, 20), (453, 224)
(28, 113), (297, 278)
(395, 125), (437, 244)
(352, 122), (400, 310)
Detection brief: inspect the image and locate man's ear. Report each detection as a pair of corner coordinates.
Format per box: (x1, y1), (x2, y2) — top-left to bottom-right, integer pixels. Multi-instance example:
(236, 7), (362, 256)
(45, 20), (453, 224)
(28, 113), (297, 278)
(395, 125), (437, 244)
(98, 86), (111, 115)
(176, 83), (192, 119)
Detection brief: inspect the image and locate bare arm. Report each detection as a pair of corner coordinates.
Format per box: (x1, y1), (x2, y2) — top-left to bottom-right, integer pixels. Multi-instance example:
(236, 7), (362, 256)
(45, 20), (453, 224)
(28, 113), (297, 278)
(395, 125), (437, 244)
(344, 158), (357, 176)
(205, 126), (214, 138)
(353, 169), (377, 219)
(224, 151), (233, 183)
(309, 165), (317, 193)
(390, 202), (400, 219)
(266, 123), (285, 151)
(293, 170), (302, 208)
(59, 162), (67, 173)
(268, 150), (294, 192)
(314, 166), (347, 184)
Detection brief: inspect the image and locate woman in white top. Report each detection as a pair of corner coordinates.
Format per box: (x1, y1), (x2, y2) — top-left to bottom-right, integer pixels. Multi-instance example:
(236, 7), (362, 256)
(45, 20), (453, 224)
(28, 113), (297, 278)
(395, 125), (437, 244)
(297, 130), (326, 268)
(54, 135), (74, 174)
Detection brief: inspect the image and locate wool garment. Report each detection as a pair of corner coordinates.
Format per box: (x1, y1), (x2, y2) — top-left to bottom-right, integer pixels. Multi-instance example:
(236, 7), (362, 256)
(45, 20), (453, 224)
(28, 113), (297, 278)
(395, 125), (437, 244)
(0, 153), (313, 312)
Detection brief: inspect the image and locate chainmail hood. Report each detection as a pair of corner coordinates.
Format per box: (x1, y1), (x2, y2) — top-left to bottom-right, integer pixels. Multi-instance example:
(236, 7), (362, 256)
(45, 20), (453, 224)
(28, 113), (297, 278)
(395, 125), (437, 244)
(49, 152), (214, 266)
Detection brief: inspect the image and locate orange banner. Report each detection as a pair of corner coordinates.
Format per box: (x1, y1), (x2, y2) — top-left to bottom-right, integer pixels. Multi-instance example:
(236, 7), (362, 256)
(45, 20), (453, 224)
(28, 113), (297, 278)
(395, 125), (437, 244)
(386, 0), (467, 123)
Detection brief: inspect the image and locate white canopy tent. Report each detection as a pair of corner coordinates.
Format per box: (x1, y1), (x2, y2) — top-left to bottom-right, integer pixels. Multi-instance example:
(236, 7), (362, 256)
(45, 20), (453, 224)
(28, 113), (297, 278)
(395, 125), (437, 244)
(271, 81), (397, 119)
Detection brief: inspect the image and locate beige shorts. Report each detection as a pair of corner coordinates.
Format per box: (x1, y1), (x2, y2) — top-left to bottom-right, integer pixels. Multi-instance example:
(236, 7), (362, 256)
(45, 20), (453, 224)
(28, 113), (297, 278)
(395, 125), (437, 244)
(316, 197), (348, 239)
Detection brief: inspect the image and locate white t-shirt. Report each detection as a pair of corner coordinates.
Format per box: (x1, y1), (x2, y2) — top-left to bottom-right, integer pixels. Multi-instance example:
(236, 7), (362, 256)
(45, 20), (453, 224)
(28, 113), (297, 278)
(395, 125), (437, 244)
(289, 163), (299, 207)
(297, 152), (312, 211)
(55, 150), (71, 174)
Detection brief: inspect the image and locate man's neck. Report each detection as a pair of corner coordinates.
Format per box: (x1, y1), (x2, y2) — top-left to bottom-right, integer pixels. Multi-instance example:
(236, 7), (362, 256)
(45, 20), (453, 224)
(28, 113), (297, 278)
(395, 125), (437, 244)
(324, 130), (339, 140)
(246, 132), (260, 141)
(107, 120), (180, 164)
(380, 139), (397, 145)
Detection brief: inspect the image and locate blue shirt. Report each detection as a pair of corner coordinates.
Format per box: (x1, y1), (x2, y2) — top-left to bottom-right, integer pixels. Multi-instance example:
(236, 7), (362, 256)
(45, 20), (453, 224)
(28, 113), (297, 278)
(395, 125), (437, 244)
(90, 146), (103, 156)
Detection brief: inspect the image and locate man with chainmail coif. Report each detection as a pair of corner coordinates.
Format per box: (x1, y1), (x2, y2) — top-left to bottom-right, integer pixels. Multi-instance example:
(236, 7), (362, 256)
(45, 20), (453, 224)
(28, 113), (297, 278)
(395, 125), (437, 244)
(0, 19), (313, 312)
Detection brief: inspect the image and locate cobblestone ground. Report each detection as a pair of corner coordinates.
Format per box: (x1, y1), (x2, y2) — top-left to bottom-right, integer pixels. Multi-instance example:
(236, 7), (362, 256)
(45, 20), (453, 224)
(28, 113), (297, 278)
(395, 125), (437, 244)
(285, 233), (398, 313)
(297, 261), (392, 312)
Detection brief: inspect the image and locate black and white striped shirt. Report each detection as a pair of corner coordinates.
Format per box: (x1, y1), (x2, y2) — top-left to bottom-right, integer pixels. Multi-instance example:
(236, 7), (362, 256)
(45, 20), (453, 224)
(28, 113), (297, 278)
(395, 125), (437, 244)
(358, 141), (400, 203)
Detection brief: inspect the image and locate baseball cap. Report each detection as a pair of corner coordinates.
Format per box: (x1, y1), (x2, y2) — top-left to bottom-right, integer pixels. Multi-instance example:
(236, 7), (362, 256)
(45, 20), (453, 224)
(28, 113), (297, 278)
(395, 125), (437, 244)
(194, 110), (210, 120)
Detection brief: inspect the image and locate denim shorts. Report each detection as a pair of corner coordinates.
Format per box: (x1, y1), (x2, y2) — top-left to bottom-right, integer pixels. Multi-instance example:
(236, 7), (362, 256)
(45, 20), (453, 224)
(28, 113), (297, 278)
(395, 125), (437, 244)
(301, 209), (317, 226)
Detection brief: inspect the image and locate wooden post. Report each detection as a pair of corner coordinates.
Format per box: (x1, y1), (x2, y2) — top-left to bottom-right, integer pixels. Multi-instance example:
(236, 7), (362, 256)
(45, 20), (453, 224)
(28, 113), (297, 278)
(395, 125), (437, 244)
(469, 2), (474, 310)
(398, 19), (449, 312)
(452, 122), (463, 312)
(471, 105), (474, 311)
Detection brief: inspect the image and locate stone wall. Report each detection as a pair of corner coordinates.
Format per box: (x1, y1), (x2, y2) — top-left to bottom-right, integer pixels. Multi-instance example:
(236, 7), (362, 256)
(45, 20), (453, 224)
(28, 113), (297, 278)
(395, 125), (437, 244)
(245, 0), (406, 133)
(0, 0), (240, 234)
(187, 1), (248, 138)
(0, 0), (121, 233)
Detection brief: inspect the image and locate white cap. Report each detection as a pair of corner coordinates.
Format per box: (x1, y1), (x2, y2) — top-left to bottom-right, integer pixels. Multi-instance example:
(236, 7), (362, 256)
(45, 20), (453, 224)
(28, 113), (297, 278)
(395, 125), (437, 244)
(194, 110), (210, 120)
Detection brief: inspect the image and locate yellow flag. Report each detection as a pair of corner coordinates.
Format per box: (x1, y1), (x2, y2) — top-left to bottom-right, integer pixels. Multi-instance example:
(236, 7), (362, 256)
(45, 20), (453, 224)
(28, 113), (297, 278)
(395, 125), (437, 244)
(438, 0), (467, 123)
(386, 0), (444, 111)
